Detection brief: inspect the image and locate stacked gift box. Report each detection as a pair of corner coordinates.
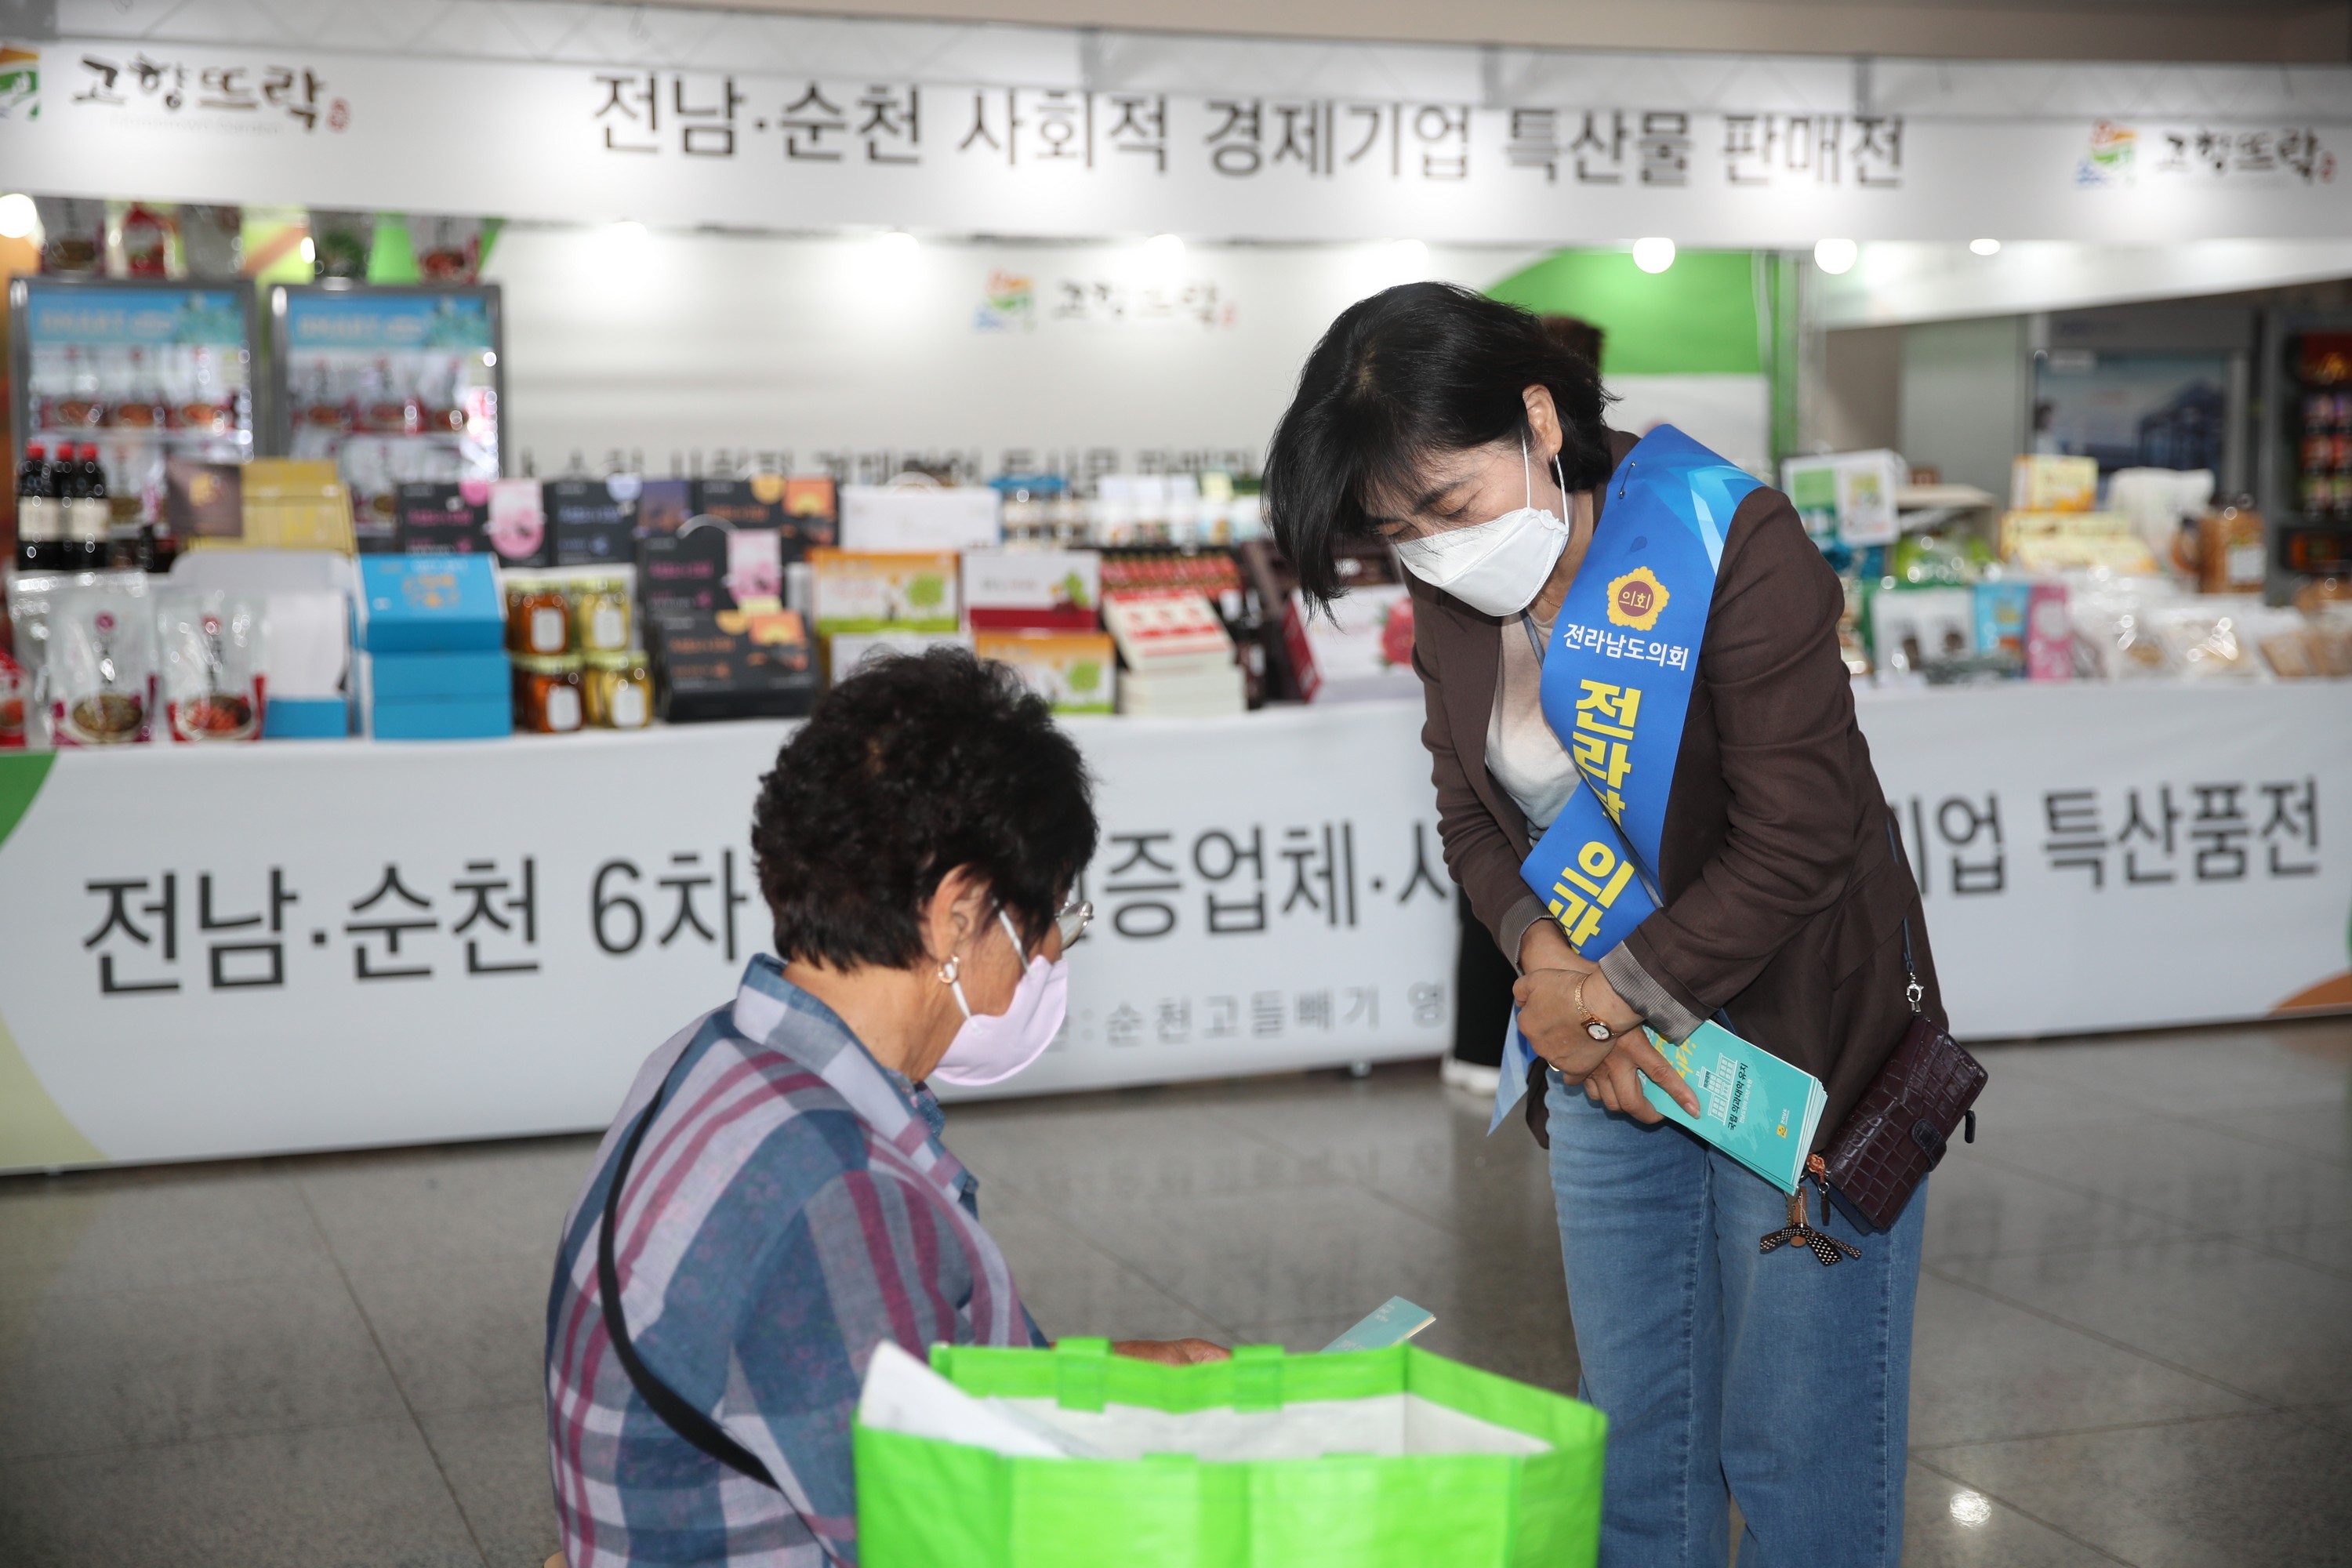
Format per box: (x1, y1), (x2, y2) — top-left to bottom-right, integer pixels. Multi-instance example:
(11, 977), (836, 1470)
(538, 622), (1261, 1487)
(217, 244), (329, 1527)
(354, 554), (512, 739)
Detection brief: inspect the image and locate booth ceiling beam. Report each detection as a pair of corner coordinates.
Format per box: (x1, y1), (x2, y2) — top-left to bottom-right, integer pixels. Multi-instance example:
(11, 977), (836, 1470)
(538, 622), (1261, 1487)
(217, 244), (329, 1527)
(48, 0), (2352, 114)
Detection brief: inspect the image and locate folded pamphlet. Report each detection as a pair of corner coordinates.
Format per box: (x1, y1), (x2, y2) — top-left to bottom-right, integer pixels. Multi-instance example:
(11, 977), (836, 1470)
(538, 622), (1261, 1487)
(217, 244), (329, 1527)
(1637, 1019), (1826, 1194)
(1319, 1297), (1436, 1353)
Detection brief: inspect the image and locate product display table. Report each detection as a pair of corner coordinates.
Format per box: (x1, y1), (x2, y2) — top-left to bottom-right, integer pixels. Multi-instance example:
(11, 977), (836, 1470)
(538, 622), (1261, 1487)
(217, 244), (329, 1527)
(2, 682), (2346, 1171)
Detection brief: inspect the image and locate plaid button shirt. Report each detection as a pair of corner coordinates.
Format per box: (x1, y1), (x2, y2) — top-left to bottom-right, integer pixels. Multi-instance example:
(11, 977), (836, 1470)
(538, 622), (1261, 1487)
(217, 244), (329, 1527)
(546, 956), (1042, 1566)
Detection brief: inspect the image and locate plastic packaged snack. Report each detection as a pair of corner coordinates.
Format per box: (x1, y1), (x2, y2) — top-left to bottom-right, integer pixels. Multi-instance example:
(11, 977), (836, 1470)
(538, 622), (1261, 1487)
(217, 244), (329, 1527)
(156, 590), (267, 742)
(2150, 601), (2267, 681)
(2067, 578), (2180, 680)
(49, 580), (157, 745)
(2306, 607), (2352, 677)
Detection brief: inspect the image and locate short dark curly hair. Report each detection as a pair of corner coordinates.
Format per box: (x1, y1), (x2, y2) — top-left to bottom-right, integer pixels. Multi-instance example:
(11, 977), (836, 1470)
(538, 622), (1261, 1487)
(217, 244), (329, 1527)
(751, 648), (1097, 971)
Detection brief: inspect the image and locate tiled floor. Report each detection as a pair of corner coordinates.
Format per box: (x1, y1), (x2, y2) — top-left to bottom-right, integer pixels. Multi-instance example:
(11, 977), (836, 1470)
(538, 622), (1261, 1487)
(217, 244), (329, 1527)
(2, 1018), (2346, 1566)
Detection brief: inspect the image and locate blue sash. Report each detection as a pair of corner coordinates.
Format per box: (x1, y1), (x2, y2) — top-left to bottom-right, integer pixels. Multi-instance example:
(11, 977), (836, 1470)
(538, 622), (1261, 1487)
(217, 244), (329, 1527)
(1490, 426), (1760, 1132)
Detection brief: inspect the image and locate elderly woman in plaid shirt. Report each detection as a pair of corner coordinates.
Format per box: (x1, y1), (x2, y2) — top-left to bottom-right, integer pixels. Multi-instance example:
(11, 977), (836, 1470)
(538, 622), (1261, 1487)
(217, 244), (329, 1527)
(546, 650), (1225, 1567)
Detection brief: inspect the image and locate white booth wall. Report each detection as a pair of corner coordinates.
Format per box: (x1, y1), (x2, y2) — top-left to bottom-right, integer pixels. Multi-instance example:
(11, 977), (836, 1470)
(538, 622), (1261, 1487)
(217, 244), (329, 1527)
(479, 227), (1773, 480)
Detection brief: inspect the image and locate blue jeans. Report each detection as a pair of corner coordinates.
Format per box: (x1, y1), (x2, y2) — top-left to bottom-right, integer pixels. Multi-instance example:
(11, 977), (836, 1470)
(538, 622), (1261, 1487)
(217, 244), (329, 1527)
(1544, 1070), (1924, 1568)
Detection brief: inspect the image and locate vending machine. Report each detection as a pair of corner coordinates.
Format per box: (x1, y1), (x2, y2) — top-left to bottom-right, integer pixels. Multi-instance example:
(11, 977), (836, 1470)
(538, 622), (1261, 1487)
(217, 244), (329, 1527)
(266, 282), (504, 552)
(9, 275), (258, 549)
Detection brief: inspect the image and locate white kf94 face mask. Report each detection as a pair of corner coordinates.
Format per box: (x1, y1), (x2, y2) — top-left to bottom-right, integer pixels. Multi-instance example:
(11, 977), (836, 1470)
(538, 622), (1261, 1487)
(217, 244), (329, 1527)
(1391, 437), (1573, 618)
(931, 910), (1069, 1088)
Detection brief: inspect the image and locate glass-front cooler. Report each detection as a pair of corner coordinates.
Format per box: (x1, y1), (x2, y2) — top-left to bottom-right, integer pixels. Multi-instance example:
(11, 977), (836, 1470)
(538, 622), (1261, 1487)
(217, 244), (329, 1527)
(267, 282), (504, 551)
(9, 276), (257, 547)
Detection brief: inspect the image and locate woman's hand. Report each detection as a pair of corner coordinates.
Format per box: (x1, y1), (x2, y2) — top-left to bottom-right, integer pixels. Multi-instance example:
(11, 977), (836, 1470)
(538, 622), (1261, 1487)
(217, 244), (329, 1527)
(1510, 967), (1615, 1083)
(1112, 1338), (1230, 1365)
(1581, 1033), (1701, 1122)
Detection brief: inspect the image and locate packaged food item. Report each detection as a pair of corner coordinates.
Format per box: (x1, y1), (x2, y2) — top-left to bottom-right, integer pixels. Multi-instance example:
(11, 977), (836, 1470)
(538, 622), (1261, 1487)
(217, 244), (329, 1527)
(48, 581), (156, 745)
(155, 590), (267, 742)
(395, 481), (490, 554)
(839, 485), (1001, 553)
(180, 205), (245, 279)
(2010, 455), (2100, 513)
(633, 478), (695, 538)
(1781, 451), (1904, 548)
(505, 578), (574, 657)
(1870, 587), (1975, 681)
(2187, 500), (2267, 594)
(966, 549), (1102, 630)
(573, 576), (633, 654)
(2303, 607), (2352, 677)
(808, 549), (961, 634)
(2025, 583), (2073, 681)
(2150, 601), (2265, 681)
(487, 477), (550, 568)
(1276, 584), (1413, 706)
(412, 215), (488, 283)
(782, 477), (839, 549)
(514, 655), (586, 733)
(548, 477), (639, 566)
(583, 649), (653, 728)
(1971, 581), (2031, 667)
(2256, 619), (2321, 679)
(0, 649), (27, 749)
(973, 630), (1117, 714)
(34, 196), (106, 275)
(308, 210), (373, 281)
(2068, 579), (2180, 680)
(105, 200), (184, 279)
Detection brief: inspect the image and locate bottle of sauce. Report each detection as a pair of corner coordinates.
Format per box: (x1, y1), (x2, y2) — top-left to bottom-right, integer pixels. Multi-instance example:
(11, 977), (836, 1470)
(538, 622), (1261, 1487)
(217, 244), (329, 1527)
(64, 444), (111, 572)
(15, 443), (62, 572)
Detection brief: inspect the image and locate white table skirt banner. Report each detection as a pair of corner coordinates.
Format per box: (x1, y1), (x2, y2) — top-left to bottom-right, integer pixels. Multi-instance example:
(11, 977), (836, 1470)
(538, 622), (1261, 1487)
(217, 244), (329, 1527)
(0, 684), (2347, 1172)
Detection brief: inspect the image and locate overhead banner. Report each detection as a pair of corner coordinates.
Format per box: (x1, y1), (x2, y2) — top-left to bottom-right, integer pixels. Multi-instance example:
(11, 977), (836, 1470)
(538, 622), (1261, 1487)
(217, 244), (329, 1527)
(0, 35), (2345, 244)
(0, 706), (1457, 1172)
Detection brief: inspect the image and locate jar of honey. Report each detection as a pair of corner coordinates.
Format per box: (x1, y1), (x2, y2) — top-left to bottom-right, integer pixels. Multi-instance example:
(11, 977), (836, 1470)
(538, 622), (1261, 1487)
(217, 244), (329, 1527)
(506, 579), (572, 657)
(584, 649), (654, 729)
(514, 654), (585, 734)
(574, 577), (633, 655)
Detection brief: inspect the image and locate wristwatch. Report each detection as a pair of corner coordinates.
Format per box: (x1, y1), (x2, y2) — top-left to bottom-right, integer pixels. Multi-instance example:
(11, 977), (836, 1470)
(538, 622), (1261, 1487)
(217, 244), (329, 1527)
(1573, 973), (1618, 1044)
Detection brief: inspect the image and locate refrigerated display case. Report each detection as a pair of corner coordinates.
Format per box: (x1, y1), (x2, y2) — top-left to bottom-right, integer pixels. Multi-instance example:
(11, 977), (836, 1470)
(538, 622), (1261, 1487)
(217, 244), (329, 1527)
(9, 276), (257, 545)
(267, 282), (504, 551)
(2257, 310), (2352, 592)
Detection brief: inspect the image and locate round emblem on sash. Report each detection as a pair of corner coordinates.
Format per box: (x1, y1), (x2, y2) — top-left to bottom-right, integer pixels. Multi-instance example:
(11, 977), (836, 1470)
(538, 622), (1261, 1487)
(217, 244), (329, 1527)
(1605, 565), (1670, 631)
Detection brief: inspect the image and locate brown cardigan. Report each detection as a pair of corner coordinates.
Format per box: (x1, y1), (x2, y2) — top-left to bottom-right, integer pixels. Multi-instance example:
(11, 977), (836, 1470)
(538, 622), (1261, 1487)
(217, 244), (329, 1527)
(1410, 430), (1945, 1144)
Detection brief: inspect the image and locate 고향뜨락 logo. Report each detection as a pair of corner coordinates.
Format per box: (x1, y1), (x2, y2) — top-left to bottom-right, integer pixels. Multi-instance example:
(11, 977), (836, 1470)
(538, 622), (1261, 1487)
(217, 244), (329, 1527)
(0, 45), (37, 119)
(1605, 566), (1668, 632)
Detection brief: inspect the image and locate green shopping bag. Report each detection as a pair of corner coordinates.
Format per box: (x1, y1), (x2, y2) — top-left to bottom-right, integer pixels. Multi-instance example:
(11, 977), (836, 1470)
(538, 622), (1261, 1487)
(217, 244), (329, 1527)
(854, 1338), (1606, 1567)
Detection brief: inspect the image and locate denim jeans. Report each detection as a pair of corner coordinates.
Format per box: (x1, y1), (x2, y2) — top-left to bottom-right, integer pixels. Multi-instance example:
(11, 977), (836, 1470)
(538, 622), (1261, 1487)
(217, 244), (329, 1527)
(1544, 1069), (1925, 1568)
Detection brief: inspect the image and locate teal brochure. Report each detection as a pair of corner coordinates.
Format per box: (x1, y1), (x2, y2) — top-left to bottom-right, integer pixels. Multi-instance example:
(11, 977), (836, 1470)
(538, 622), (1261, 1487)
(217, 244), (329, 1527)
(1639, 1020), (1827, 1195)
(1319, 1297), (1436, 1353)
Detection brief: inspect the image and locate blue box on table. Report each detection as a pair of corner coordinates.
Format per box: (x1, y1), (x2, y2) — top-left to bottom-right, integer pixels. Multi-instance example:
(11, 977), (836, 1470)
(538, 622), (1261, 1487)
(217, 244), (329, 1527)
(356, 554), (505, 653)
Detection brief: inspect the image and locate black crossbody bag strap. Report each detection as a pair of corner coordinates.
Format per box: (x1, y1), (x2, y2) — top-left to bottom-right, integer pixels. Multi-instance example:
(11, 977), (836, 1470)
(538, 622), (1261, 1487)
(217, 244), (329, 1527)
(597, 1068), (780, 1490)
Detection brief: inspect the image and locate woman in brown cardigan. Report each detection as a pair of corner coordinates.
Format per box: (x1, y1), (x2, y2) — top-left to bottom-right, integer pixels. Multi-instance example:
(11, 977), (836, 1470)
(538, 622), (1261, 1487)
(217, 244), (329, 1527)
(1265, 283), (1943, 1568)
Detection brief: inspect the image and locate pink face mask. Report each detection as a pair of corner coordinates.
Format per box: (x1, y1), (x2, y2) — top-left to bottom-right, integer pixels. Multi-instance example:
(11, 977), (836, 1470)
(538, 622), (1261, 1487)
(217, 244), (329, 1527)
(931, 911), (1069, 1088)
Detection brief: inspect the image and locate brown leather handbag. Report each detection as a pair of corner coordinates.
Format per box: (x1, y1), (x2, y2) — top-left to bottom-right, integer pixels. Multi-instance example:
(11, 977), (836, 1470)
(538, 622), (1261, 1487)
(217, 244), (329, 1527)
(1813, 915), (1987, 1236)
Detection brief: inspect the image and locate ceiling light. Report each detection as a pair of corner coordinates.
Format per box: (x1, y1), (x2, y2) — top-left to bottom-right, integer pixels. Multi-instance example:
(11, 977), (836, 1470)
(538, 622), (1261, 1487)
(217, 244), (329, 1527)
(0, 192), (35, 240)
(1631, 237), (1675, 274)
(1813, 237), (1859, 274)
(1385, 238), (1429, 277)
(1970, 237), (2002, 256)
